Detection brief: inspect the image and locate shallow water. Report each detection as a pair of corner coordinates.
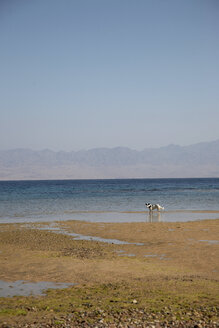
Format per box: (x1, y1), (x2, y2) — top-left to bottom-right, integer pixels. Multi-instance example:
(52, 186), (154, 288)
(0, 280), (74, 297)
(199, 240), (219, 244)
(4, 209), (216, 224)
(0, 178), (219, 223)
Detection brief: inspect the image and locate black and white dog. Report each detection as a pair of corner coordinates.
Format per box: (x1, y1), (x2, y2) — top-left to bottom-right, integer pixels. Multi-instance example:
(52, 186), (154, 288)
(145, 203), (164, 212)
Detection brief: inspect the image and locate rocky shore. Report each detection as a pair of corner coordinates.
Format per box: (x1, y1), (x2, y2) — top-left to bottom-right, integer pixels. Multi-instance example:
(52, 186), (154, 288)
(1, 306), (219, 328)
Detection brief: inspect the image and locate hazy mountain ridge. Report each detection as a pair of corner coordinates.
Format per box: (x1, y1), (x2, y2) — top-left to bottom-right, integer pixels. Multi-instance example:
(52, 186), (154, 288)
(0, 140), (219, 179)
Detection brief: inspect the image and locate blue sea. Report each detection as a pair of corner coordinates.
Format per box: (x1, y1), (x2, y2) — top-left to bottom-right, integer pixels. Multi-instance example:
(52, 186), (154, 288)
(0, 178), (219, 223)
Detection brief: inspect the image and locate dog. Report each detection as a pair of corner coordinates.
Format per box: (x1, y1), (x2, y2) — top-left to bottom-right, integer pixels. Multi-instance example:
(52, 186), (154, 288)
(145, 203), (164, 212)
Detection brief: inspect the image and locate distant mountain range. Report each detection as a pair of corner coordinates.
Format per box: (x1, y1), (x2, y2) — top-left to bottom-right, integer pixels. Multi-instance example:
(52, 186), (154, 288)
(0, 139), (219, 180)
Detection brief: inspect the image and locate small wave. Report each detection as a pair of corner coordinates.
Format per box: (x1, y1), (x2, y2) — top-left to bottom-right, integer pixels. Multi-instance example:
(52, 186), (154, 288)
(63, 210), (115, 214)
(165, 210), (219, 214)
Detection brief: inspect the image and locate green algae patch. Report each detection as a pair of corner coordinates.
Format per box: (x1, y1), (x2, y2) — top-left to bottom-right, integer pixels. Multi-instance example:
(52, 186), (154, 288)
(0, 308), (27, 316)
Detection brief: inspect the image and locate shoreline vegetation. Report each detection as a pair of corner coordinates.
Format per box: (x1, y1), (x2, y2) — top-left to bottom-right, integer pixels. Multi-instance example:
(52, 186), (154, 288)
(0, 219), (218, 327)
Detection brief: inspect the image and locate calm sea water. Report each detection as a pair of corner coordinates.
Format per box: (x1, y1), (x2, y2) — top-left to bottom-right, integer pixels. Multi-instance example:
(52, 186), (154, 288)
(0, 178), (219, 223)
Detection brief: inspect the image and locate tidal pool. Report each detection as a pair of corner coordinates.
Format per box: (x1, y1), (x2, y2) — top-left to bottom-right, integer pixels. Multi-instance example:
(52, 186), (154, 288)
(0, 280), (74, 297)
(26, 223), (144, 246)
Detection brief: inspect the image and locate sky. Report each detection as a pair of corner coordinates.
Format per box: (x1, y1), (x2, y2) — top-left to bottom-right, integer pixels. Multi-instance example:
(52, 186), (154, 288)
(0, 0), (219, 152)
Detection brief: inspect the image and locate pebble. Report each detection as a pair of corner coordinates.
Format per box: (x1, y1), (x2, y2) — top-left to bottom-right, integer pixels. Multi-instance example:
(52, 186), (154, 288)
(1, 310), (218, 328)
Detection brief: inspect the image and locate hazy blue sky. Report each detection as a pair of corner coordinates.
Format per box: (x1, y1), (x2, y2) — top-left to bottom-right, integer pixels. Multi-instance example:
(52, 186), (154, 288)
(1, 0), (219, 151)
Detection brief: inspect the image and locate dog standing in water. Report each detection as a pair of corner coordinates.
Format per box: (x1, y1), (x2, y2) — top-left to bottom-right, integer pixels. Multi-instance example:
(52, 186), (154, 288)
(145, 203), (164, 212)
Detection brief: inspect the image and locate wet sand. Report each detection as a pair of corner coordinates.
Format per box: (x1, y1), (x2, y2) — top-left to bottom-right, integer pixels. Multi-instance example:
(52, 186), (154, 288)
(0, 218), (218, 327)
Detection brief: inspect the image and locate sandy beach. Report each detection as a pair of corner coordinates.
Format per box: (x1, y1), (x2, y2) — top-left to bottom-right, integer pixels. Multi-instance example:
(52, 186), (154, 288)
(0, 218), (218, 327)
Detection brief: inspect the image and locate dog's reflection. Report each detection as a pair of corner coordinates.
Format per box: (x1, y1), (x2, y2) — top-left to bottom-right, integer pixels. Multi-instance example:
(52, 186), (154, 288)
(147, 211), (161, 222)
